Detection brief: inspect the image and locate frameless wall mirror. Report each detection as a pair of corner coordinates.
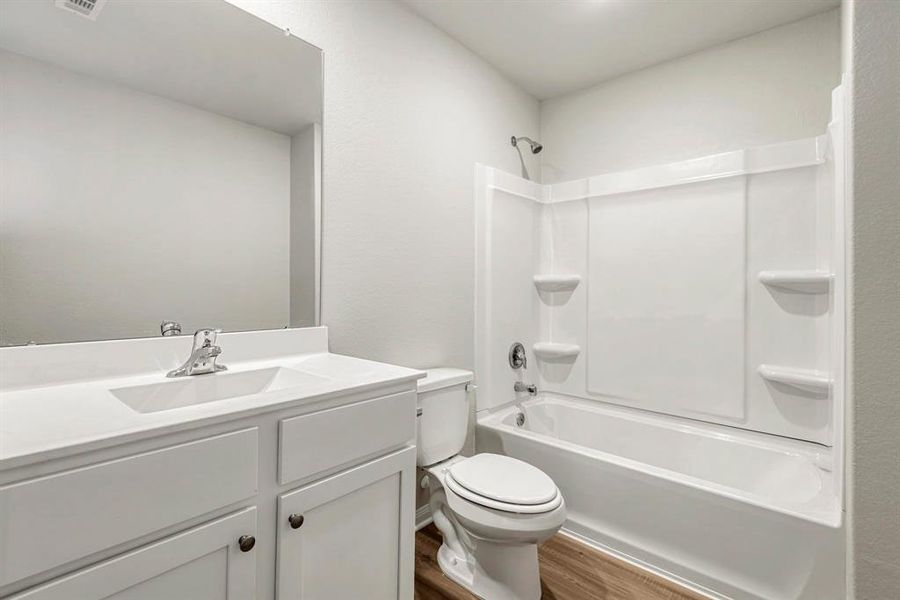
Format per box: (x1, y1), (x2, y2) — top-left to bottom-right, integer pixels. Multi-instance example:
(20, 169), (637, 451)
(0, 0), (323, 345)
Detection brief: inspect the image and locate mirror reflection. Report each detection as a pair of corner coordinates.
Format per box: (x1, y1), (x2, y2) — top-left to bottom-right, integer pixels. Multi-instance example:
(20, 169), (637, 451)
(0, 0), (322, 345)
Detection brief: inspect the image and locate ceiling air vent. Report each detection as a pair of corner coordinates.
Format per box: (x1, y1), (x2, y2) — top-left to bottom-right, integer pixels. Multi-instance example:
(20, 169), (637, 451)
(54, 0), (108, 21)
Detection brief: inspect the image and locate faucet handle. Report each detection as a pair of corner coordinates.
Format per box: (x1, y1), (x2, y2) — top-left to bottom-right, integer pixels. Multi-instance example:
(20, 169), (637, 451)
(509, 342), (527, 370)
(193, 328), (222, 347)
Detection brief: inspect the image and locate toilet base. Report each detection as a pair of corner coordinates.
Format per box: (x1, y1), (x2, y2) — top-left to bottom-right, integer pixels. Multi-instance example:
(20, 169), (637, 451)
(436, 538), (542, 600)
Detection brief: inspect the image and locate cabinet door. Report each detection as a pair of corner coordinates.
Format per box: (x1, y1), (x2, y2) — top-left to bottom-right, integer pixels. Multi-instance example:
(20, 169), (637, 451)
(10, 508), (257, 600)
(277, 447), (416, 600)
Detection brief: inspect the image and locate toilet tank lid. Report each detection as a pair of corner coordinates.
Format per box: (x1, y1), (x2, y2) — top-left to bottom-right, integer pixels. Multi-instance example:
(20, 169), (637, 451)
(417, 368), (474, 394)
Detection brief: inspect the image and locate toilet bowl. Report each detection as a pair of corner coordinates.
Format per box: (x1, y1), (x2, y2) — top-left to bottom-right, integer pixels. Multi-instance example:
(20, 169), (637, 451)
(417, 369), (565, 600)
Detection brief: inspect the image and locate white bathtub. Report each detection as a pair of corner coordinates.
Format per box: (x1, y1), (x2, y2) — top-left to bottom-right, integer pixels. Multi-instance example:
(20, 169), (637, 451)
(476, 395), (845, 600)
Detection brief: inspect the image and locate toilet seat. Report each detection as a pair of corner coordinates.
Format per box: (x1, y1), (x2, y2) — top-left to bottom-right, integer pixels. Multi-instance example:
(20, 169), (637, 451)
(445, 454), (562, 514)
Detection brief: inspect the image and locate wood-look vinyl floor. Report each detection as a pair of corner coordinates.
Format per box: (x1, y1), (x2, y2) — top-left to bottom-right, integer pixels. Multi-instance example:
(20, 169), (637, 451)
(414, 524), (707, 600)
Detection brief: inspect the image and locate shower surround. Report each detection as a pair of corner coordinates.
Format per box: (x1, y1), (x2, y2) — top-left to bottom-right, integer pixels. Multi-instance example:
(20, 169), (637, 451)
(473, 88), (847, 599)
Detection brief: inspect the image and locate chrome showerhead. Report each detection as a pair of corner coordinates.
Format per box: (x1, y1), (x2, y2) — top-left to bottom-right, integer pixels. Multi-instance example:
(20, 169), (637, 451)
(511, 136), (543, 154)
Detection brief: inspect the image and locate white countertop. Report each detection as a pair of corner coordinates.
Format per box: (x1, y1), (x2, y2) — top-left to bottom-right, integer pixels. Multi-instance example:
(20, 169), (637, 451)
(0, 352), (424, 471)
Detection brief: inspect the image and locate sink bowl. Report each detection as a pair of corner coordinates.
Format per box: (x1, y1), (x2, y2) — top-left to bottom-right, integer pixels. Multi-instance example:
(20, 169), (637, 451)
(111, 367), (328, 413)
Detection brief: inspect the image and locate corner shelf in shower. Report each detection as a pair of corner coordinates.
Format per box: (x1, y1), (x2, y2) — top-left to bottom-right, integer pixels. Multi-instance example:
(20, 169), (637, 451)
(532, 342), (581, 361)
(533, 274), (581, 293)
(758, 270), (833, 293)
(758, 364), (832, 396)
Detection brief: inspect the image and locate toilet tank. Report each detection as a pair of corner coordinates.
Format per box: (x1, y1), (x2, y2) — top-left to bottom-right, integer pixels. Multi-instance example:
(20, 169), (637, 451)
(416, 368), (474, 467)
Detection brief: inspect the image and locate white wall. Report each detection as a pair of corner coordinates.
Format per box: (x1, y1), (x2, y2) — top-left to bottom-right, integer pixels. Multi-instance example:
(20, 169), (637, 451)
(848, 0), (900, 597)
(540, 10), (841, 183)
(0, 50), (291, 345)
(229, 0), (541, 369)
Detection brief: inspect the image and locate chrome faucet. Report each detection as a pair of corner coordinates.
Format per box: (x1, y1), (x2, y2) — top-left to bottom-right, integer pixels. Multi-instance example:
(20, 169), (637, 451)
(514, 381), (537, 395)
(167, 328), (227, 377)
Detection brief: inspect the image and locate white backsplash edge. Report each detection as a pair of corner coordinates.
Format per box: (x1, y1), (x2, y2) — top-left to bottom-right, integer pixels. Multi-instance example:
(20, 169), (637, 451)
(0, 327), (329, 392)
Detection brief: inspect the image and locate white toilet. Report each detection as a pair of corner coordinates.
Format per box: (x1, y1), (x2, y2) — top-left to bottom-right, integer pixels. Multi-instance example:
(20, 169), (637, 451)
(417, 368), (566, 600)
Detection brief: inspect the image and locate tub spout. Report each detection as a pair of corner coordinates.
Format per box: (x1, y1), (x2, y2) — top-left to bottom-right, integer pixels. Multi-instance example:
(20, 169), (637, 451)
(514, 381), (537, 395)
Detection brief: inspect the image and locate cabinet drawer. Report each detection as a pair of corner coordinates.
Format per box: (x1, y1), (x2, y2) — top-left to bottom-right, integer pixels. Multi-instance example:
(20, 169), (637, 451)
(279, 391), (415, 485)
(0, 428), (258, 588)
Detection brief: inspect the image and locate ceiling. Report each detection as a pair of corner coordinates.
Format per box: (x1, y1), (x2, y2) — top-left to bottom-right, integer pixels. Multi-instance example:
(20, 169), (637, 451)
(401, 0), (840, 100)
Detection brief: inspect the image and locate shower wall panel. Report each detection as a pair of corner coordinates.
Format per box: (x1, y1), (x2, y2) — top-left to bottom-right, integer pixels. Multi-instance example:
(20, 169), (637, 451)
(586, 177), (747, 421)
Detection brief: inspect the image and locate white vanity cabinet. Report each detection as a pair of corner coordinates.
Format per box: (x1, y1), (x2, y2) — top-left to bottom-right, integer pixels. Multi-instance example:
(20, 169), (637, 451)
(0, 373), (420, 600)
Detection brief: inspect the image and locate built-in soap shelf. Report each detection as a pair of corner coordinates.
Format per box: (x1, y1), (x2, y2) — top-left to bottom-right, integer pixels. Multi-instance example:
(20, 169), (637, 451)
(533, 274), (581, 293)
(758, 364), (831, 396)
(758, 270), (833, 294)
(532, 342), (581, 361)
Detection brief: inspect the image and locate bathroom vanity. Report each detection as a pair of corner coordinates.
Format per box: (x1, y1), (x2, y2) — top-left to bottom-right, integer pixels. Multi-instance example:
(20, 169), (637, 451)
(0, 4), (377, 595)
(0, 327), (423, 599)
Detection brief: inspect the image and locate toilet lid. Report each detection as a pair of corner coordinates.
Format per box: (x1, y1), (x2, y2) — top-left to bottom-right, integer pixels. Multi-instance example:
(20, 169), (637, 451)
(448, 454), (558, 506)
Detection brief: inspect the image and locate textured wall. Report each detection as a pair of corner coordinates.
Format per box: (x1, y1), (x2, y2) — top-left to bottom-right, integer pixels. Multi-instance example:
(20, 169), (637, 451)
(539, 10), (840, 182)
(230, 0), (541, 370)
(849, 1), (900, 597)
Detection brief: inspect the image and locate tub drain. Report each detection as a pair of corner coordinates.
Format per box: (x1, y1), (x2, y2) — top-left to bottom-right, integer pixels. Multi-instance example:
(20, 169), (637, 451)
(515, 412), (525, 427)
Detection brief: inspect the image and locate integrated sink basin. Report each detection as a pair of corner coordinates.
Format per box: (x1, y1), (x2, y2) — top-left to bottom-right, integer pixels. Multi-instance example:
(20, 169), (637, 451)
(111, 367), (329, 413)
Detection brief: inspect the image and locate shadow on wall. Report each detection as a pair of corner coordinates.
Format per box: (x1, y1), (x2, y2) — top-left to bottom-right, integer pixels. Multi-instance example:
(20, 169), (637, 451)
(765, 288), (830, 317)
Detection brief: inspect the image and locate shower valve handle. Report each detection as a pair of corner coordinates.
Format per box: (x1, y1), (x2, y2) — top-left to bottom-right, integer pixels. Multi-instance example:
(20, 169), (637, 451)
(509, 342), (527, 369)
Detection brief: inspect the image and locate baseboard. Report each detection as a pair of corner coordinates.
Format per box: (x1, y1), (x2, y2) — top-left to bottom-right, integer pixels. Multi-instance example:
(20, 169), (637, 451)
(415, 505), (433, 531)
(559, 527), (723, 600)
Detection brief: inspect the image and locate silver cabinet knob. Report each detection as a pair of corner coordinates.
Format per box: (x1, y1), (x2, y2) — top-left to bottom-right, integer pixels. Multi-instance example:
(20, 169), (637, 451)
(288, 514), (305, 529)
(238, 535), (255, 552)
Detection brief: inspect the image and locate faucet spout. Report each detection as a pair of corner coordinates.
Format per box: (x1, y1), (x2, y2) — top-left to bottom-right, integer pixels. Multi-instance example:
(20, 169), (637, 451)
(514, 381), (537, 395)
